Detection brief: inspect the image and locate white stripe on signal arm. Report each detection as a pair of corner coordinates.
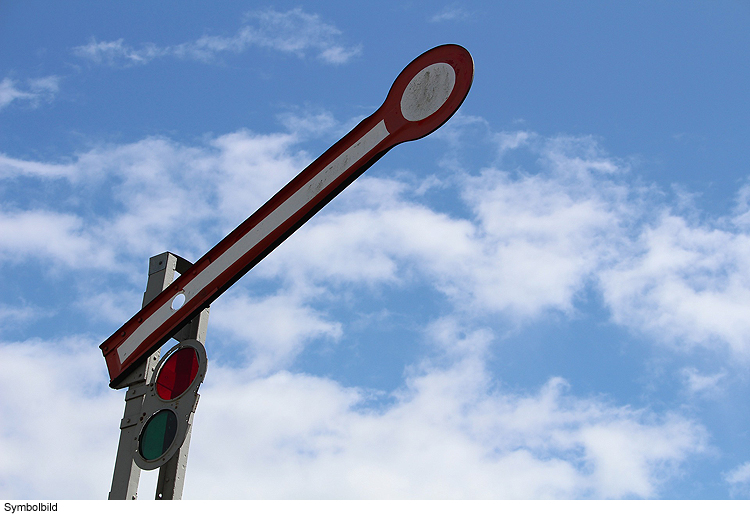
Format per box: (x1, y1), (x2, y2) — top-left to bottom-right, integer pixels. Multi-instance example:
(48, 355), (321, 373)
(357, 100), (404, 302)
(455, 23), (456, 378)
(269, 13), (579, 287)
(117, 120), (390, 363)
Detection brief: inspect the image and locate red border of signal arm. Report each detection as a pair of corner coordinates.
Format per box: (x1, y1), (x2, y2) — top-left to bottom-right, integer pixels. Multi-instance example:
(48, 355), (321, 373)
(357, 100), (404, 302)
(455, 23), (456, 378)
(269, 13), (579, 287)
(101, 44), (474, 387)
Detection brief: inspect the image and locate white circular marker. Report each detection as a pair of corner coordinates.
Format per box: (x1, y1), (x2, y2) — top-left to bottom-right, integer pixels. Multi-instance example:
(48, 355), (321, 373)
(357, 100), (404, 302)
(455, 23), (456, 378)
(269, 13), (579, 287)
(171, 292), (186, 311)
(400, 63), (456, 122)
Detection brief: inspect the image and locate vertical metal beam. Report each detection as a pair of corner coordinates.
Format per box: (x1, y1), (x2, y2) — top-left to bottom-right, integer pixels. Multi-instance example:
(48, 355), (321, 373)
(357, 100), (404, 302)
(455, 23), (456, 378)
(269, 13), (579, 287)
(106, 363), (154, 500)
(109, 252), (178, 500)
(153, 399), (197, 499)
(109, 252), (210, 500)
(155, 255), (209, 499)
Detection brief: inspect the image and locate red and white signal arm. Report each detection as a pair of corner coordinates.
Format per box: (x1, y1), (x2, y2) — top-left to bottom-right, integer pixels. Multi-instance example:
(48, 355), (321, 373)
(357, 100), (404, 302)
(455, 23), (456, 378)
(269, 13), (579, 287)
(101, 44), (474, 387)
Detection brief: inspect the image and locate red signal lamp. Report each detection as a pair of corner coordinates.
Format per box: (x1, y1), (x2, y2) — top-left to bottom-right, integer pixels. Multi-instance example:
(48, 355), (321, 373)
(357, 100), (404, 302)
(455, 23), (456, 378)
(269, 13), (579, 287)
(134, 340), (207, 470)
(156, 346), (200, 400)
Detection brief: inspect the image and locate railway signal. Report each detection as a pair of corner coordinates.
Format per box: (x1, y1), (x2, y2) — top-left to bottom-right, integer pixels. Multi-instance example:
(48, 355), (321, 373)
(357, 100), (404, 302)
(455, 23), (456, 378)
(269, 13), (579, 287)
(101, 44), (474, 388)
(107, 45), (473, 499)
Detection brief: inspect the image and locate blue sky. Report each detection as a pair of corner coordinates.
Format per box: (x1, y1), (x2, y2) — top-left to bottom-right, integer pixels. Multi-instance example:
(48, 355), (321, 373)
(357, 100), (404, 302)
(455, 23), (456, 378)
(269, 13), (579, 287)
(1, 1), (750, 499)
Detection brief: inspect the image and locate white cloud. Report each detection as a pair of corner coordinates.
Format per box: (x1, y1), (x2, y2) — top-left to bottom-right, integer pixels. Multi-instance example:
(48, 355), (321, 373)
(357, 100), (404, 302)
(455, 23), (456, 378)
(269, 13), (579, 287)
(258, 180), (476, 289)
(237, 8), (361, 64)
(600, 213), (750, 361)
(73, 8), (360, 67)
(680, 367), (727, 395)
(0, 153), (76, 179)
(430, 6), (472, 23)
(0, 210), (116, 269)
(1, 117), (739, 499)
(0, 304), (44, 327)
(496, 130), (533, 154)
(208, 129), (309, 229)
(459, 168), (623, 316)
(726, 461), (750, 484)
(74, 289), (144, 325)
(0, 76), (59, 110)
(210, 290), (343, 374)
(277, 109), (339, 138)
(0, 130), (308, 275)
(4, 117), (750, 365)
(541, 135), (623, 180)
(725, 461), (750, 498)
(72, 38), (164, 66)
(0, 330), (705, 499)
(0, 337), (121, 499)
(185, 324), (705, 499)
(263, 142), (626, 319)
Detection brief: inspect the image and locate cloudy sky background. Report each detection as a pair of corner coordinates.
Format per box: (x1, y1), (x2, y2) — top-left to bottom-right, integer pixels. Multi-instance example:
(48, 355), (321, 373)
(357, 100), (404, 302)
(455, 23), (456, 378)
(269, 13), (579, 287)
(1, 1), (749, 499)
